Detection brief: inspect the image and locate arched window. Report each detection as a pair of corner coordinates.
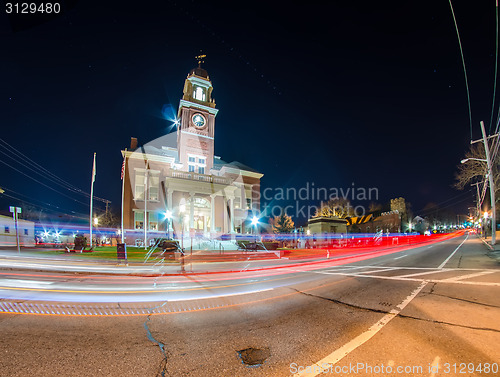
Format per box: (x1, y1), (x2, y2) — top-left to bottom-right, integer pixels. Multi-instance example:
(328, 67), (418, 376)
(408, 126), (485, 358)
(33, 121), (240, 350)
(194, 86), (206, 101)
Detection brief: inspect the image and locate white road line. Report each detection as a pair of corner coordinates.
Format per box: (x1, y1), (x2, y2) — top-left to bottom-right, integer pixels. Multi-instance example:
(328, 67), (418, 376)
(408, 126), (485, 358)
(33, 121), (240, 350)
(441, 270), (496, 282)
(311, 271), (500, 286)
(394, 255), (408, 260)
(396, 270), (451, 279)
(438, 234), (469, 269)
(293, 281), (428, 377)
(357, 267), (400, 275)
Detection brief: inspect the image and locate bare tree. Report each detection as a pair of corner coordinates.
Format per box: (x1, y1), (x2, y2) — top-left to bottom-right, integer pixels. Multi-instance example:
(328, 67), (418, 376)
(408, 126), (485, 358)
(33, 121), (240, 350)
(454, 143), (500, 199)
(314, 198), (354, 219)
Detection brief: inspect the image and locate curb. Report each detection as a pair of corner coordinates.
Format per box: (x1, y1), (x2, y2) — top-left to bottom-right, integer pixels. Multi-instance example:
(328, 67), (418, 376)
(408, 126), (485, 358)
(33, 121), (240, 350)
(479, 236), (494, 251)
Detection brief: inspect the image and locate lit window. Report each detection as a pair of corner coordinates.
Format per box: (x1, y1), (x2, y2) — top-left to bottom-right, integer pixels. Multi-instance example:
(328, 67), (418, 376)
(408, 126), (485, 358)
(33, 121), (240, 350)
(135, 171), (145, 200)
(149, 213), (158, 231)
(198, 166), (205, 174)
(134, 212), (144, 230)
(188, 165), (195, 172)
(188, 156), (196, 163)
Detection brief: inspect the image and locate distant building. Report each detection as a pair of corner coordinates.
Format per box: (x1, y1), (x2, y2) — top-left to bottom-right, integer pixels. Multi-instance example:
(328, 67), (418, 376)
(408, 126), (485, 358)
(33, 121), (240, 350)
(0, 215), (34, 247)
(307, 216), (348, 235)
(346, 211), (401, 234)
(121, 63), (263, 246)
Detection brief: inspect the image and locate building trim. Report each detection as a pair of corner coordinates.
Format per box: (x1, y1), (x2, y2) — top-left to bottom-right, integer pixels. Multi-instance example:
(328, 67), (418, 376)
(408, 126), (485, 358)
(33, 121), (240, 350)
(179, 99), (219, 115)
(180, 130), (214, 140)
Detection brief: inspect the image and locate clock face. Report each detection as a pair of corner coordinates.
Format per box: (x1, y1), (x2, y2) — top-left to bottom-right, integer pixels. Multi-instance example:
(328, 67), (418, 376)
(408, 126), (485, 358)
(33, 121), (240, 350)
(192, 113), (206, 128)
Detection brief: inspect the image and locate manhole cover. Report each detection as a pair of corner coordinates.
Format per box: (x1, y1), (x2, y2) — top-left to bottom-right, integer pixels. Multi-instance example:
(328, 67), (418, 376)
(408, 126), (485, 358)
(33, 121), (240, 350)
(237, 347), (270, 366)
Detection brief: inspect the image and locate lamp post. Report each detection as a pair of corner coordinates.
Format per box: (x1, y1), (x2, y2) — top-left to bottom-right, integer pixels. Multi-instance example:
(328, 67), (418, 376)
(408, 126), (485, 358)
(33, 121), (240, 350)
(93, 217), (98, 246)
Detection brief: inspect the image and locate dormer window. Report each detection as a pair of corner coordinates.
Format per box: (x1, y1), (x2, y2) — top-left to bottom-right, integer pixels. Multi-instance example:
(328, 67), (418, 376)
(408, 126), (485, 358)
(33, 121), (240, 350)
(193, 85), (206, 101)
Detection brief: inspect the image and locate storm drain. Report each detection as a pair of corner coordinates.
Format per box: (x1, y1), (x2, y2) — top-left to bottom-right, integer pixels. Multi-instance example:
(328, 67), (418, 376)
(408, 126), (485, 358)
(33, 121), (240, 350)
(237, 347), (270, 367)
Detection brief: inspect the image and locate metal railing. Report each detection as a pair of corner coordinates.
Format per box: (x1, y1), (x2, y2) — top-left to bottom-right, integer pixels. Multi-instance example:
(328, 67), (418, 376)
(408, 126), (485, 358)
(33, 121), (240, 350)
(167, 170), (231, 185)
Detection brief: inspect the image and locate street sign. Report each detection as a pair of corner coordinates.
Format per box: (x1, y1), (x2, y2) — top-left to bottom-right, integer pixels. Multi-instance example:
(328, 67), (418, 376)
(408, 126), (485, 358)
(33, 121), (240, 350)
(9, 206), (22, 253)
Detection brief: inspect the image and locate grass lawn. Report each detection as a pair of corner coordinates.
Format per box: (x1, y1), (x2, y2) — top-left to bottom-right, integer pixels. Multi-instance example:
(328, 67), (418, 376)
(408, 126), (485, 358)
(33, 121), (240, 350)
(36, 246), (178, 263)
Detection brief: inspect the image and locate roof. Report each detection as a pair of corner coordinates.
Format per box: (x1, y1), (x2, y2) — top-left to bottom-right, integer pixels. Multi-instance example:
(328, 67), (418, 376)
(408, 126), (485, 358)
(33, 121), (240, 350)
(223, 161), (260, 173)
(189, 66), (209, 79)
(135, 145), (178, 160)
(346, 214), (373, 226)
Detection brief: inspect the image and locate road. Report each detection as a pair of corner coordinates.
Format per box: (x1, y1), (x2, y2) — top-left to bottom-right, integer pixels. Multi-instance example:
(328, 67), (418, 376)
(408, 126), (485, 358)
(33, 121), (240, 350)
(0, 233), (499, 376)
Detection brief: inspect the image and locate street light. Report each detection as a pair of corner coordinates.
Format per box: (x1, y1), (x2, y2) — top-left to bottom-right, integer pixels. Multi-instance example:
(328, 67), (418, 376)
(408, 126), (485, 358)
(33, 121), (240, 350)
(164, 210), (172, 239)
(251, 216), (259, 236)
(461, 158), (487, 164)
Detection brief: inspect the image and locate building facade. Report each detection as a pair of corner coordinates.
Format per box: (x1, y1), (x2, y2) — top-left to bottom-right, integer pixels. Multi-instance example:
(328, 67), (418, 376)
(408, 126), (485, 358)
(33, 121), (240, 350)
(0, 215), (35, 247)
(122, 64), (263, 246)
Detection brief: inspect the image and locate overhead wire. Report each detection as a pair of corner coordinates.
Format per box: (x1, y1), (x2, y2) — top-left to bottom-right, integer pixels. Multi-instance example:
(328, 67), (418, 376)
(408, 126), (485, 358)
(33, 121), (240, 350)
(448, 0), (474, 139)
(0, 138), (110, 203)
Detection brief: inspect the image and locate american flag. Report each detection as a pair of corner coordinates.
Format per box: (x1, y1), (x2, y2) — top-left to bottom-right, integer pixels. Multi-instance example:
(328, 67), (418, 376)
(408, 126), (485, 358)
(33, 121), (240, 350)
(120, 158), (126, 180)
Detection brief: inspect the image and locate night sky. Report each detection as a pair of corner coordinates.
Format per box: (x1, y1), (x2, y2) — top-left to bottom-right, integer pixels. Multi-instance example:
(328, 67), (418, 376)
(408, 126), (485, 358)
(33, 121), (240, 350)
(0, 1), (497, 225)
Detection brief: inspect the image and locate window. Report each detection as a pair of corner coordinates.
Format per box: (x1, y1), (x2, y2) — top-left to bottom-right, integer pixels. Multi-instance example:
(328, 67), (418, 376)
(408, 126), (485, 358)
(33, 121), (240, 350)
(246, 198), (252, 210)
(193, 86), (206, 101)
(4, 226), (9, 233)
(188, 156), (196, 163)
(134, 212), (144, 229)
(188, 165), (195, 172)
(149, 212), (158, 231)
(149, 174), (159, 201)
(198, 158), (205, 165)
(198, 166), (205, 174)
(24, 229), (28, 235)
(135, 171), (145, 200)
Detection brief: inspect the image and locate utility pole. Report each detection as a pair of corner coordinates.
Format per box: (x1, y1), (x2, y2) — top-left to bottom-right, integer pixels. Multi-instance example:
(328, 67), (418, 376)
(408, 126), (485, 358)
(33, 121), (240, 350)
(470, 121), (498, 245)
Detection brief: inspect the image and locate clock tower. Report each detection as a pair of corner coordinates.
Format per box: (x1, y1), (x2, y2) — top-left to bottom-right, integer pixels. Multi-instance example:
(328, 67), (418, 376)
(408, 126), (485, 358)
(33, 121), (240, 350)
(177, 56), (218, 174)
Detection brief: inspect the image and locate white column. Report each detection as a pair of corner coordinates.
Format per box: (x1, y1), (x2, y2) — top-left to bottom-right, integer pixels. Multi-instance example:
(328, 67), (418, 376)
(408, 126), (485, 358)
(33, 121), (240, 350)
(223, 196), (228, 233)
(167, 188), (173, 238)
(210, 194), (216, 234)
(229, 197), (235, 233)
(189, 192), (195, 230)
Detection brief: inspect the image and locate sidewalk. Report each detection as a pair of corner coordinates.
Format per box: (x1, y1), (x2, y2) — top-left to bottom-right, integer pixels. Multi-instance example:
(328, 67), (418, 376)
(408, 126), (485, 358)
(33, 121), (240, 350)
(476, 230), (500, 263)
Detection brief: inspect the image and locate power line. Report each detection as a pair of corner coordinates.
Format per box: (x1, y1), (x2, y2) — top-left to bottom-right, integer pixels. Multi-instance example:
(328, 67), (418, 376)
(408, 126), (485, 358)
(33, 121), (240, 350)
(0, 138), (110, 203)
(448, 0), (473, 138)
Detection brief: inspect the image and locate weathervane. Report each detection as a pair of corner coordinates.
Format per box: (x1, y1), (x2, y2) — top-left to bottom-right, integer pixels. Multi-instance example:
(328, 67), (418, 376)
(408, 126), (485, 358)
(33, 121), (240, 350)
(195, 52), (206, 67)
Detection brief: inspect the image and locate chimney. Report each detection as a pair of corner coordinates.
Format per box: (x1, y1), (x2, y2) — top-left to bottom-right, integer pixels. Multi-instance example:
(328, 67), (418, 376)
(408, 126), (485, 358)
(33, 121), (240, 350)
(130, 137), (138, 150)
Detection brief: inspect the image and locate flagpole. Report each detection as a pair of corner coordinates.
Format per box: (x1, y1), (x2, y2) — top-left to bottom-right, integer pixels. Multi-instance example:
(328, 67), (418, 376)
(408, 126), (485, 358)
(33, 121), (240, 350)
(90, 152), (96, 248)
(120, 149), (127, 244)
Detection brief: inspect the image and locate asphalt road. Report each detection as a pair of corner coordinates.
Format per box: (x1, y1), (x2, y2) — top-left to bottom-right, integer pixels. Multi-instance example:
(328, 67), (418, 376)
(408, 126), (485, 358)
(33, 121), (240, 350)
(0, 233), (499, 376)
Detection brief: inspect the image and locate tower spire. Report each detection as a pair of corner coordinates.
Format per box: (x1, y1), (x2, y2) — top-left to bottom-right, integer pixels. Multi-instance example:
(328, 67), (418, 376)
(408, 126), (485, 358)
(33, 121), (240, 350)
(195, 52), (206, 68)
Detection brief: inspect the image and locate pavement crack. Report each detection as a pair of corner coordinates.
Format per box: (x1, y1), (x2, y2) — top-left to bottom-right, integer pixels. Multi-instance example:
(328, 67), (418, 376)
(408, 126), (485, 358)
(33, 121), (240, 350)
(428, 292), (500, 309)
(290, 288), (388, 314)
(292, 288), (500, 334)
(397, 313), (500, 333)
(144, 302), (169, 377)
